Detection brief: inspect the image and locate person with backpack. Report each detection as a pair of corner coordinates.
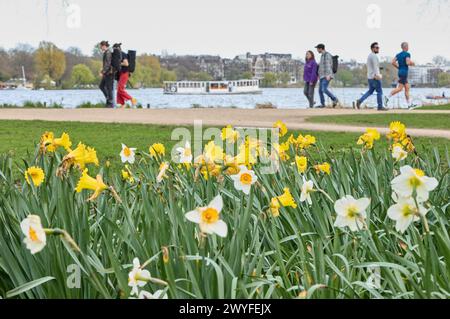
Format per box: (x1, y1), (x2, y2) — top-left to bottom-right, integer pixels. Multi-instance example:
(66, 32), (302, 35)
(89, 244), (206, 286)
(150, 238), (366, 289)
(99, 41), (114, 108)
(316, 44), (339, 108)
(113, 44), (137, 109)
(385, 42), (416, 109)
(355, 42), (388, 111)
(303, 50), (318, 108)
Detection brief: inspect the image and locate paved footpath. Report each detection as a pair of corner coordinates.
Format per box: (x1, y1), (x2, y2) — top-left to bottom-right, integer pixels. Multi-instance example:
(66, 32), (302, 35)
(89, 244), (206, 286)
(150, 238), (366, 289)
(0, 108), (449, 139)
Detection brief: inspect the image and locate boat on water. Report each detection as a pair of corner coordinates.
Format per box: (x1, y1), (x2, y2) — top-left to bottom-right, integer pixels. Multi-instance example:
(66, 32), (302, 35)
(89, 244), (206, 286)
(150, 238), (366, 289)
(163, 79), (262, 95)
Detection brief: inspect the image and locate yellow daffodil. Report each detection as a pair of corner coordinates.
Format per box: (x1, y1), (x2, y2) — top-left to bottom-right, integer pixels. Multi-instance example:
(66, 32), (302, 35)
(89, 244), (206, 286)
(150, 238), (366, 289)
(128, 258), (151, 296)
(221, 125), (240, 143)
(200, 162), (222, 180)
(391, 165), (438, 202)
(223, 155), (240, 175)
(387, 121), (407, 142)
(334, 195), (370, 231)
(24, 166), (45, 187)
(75, 169), (108, 201)
(236, 142), (257, 167)
(203, 141), (224, 163)
(157, 162), (169, 183)
(269, 197), (281, 217)
(269, 188), (297, 217)
(230, 165), (257, 195)
(149, 143), (165, 158)
(314, 162), (331, 175)
(273, 120), (288, 137)
(387, 196), (428, 233)
(20, 215), (47, 254)
(273, 142), (290, 161)
(357, 128), (380, 150)
(401, 135), (416, 153)
(295, 156), (308, 174)
(40, 132), (72, 152)
(121, 165), (135, 183)
(185, 195), (228, 237)
(120, 144), (137, 164)
(296, 134), (316, 149)
(64, 143), (99, 170)
(392, 143), (408, 162)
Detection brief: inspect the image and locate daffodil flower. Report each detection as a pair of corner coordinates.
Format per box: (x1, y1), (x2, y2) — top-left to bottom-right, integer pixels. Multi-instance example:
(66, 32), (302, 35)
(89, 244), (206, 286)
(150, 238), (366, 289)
(150, 143), (166, 158)
(120, 143), (136, 164)
(203, 141), (224, 163)
(176, 141), (193, 164)
(357, 129), (380, 150)
(387, 196), (428, 233)
(230, 165), (257, 195)
(300, 180), (314, 205)
(157, 162), (169, 183)
(392, 144), (408, 162)
(138, 289), (168, 299)
(270, 188), (297, 217)
(314, 162), (331, 175)
(221, 125), (240, 143)
(25, 166), (45, 187)
(334, 195), (370, 231)
(63, 142), (99, 170)
(391, 166), (438, 202)
(185, 195), (228, 237)
(20, 215), (47, 254)
(75, 169), (108, 201)
(387, 121), (407, 142)
(128, 258), (151, 296)
(295, 156), (307, 174)
(273, 120), (288, 137)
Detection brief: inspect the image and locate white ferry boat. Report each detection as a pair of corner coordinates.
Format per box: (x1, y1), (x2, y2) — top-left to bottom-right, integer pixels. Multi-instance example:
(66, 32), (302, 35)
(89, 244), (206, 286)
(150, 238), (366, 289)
(163, 79), (262, 95)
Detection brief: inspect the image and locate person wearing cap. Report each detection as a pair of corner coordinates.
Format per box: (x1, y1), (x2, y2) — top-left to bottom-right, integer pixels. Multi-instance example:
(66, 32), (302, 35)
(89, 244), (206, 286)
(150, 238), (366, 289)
(316, 44), (339, 108)
(99, 41), (114, 108)
(355, 42), (388, 111)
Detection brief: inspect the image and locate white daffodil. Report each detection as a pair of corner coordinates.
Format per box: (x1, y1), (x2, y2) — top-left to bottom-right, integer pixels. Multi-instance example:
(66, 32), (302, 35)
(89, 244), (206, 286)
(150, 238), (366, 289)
(176, 141), (193, 164)
(138, 289), (168, 299)
(185, 194), (228, 237)
(156, 162), (169, 183)
(387, 196), (428, 233)
(128, 258), (151, 296)
(334, 195), (370, 231)
(300, 180), (314, 205)
(120, 144), (137, 164)
(392, 145), (407, 162)
(20, 215), (47, 254)
(391, 165), (438, 202)
(230, 165), (257, 195)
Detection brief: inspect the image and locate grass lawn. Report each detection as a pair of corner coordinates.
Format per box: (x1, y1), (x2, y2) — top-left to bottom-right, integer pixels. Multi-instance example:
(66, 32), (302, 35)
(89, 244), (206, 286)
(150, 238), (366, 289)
(415, 103), (450, 110)
(307, 113), (450, 130)
(1, 120), (448, 172)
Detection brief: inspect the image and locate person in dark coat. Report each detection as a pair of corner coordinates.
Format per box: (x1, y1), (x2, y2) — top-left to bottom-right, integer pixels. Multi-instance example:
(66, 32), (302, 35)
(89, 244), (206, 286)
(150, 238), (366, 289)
(99, 41), (114, 108)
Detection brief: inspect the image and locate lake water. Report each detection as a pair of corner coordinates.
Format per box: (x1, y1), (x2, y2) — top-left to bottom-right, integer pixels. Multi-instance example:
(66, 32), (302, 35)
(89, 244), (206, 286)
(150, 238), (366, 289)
(1, 87), (449, 109)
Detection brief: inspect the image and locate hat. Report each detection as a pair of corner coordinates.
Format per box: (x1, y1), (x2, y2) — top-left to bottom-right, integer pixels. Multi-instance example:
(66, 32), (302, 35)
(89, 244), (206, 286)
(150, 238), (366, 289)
(99, 40), (110, 47)
(315, 44), (325, 50)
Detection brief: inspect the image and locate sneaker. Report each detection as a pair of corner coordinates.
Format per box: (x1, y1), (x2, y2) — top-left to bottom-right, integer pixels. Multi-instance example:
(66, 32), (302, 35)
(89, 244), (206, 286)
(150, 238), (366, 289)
(316, 105), (326, 108)
(384, 96), (389, 107)
(355, 100), (361, 109)
(377, 107), (389, 111)
(332, 100), (339, 108)
(408, 103), (418, 110)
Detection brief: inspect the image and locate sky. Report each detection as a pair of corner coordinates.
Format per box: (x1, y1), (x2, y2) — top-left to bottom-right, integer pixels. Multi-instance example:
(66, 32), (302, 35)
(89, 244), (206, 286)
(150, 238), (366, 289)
(0, 0), (449, 63)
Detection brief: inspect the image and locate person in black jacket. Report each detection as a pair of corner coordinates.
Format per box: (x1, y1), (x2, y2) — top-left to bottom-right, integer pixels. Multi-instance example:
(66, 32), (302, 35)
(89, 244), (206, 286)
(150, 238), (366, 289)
(99, 41), (114, 108)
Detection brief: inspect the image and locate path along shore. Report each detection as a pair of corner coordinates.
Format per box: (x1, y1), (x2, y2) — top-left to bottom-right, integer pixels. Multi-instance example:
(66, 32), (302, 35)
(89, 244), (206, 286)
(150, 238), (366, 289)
(0, 108), (449, 139)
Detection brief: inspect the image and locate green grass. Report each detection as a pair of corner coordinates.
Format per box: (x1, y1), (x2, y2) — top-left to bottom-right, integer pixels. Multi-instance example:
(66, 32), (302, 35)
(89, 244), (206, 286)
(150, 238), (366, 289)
(1, 120), (449, 172)
(415, 104), (450, 111)
(307, 113), (450, 130)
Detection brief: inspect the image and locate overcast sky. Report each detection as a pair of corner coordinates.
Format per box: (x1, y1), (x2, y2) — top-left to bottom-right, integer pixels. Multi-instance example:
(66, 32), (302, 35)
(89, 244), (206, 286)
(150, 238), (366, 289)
(0, 0), (449, 63)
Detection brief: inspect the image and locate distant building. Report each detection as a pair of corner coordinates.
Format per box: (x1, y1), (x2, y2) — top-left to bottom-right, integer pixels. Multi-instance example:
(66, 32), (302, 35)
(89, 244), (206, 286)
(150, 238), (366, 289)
(160, 55), (224, 80)
(409, 65), (450, 86)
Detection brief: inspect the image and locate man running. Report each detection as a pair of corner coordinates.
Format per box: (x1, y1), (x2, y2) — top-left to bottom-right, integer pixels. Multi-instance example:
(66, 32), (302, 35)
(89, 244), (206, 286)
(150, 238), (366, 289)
(385, 42), (415, 108)
(356, 42), (387, 111)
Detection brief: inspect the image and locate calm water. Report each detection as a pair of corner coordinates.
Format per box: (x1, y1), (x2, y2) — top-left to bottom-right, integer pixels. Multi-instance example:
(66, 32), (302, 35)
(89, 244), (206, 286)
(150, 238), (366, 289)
(1, 87), (449, 109)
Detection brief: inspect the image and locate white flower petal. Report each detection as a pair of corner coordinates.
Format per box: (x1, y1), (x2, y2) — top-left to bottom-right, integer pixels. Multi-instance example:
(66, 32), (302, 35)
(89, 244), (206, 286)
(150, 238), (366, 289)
(209, 195), (223, 213)
(185, 210), (201, 224)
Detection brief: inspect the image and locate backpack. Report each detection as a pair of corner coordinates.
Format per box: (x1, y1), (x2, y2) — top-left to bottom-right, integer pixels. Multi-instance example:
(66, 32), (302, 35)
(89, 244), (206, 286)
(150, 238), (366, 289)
(332, 55), (339, 74)
(127, 50), (137, 73)
(111, 46), (122, 72)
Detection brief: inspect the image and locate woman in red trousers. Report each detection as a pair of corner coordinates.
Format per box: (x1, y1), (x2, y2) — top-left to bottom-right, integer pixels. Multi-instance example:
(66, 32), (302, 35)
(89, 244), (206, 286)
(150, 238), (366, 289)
(117, 49), (137, 108)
